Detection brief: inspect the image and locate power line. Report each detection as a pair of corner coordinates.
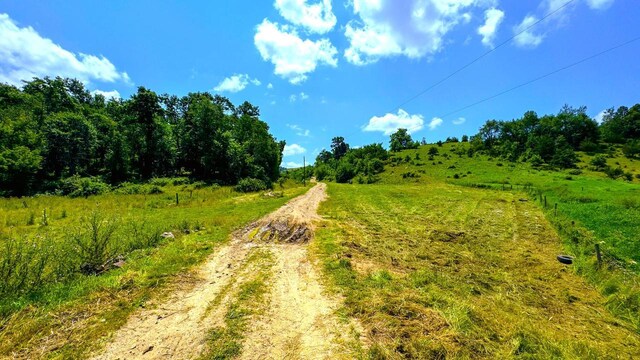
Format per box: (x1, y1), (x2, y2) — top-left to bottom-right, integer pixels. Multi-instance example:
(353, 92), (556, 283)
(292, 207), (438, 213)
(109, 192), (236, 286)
(335, 0), (578, 143)
(437, 35), (640, 119)
(394, 0), (577, 111)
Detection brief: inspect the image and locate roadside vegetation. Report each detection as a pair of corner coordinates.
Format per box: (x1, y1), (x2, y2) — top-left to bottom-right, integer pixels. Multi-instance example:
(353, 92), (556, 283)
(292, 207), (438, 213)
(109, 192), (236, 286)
(0, 180), (307, 358)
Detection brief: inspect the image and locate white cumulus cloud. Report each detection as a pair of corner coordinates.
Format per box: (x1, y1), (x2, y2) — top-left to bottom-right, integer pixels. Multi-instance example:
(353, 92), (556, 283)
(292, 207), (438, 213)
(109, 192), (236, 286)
(477, 8), (505, 47)
(452, 117), (466, 125)
(213, 74), (261, 93)
(0, 13), (131, 86)
(362, 109), (424, 135)
(254, 19), (338, 84)
(513, 0), (614, 48)
(287, 124), (311, 136)
(91, 89), (121, 100)
(284, 161), (303, 168)
(274, 0), (337, 34)
(585, 0), (614, 10)
(594, 109), (609, 124)
(289, 91), (309, 102)
(428, 117), (443, 130)
(344, 0), (496, 65)
(513, 15), (544, 48)
(283, 143), (307, 156)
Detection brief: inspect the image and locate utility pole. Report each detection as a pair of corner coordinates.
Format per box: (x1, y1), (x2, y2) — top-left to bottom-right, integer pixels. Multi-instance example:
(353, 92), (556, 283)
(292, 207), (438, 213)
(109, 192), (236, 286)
(303, 156), (306, 186)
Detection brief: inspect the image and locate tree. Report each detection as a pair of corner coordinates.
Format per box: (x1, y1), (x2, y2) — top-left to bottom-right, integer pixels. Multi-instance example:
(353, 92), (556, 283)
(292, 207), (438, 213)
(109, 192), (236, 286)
(389, 128), (418, 152)
(316, 149), (333, 164)
(331, 136), (349, 159)
(127, 87), (173, 179)
(43, 112), (97, 177)
(550, 136), (577, 169)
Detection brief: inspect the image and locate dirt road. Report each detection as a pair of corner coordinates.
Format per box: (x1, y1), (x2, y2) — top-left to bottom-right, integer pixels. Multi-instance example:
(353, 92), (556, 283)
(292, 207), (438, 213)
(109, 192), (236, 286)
(92, 183), (357, 359)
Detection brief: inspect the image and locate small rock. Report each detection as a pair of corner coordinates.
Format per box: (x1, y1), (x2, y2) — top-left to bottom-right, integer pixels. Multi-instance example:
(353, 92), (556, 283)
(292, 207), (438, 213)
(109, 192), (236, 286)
(161, 232), (175, 239)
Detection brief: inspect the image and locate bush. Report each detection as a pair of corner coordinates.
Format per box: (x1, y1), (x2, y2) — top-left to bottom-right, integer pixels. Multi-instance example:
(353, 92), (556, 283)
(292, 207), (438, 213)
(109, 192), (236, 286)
(114, 182), (164, 195)
(604, 166), (625, 179)
(0, 235), (53, 297)
(72, 211), (118, 274)
(234, 178), (269, 193)
(590, 154), (608, 170)
(149, 177), (191, 186)
(335, 162), (356, 183)
(314, 164), (333, 181)
(59, 175), (110, 197)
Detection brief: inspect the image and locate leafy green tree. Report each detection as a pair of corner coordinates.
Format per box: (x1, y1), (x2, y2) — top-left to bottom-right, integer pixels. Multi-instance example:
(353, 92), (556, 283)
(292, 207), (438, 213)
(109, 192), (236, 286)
(389, 128), (418, 152)
(331, 136), (349, 159)
(43, 112), (97, 177)
(550, 136), (577, 169)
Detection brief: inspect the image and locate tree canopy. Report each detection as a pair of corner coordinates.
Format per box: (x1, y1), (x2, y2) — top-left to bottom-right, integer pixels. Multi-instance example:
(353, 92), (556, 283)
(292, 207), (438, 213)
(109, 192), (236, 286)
(0, 77), (284, 196)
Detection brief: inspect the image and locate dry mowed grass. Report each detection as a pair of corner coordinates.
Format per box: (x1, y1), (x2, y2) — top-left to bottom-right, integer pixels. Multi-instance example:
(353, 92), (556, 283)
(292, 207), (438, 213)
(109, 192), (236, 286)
(314, 183), (640, 359)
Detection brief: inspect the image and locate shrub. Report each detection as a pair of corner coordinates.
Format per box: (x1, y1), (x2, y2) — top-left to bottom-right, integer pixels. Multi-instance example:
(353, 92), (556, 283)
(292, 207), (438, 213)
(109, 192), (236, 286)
(590, 154), (608, 170)
(0, 235), (52, 297)
(114, 182), (164, 195)
(428, 147), (439, 156)
(604, 166), (625, 179)
(234, 178), (269, 193)
(149, 177), (191, 186)
(335, 162), (356, 183)
(59, 175), (110, 197)
(314, 164), (333, 181)
(71, 211), (118, 274)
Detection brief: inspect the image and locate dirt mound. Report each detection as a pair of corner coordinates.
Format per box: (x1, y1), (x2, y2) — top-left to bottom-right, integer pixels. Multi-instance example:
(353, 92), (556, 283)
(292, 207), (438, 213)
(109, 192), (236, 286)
(252, 219), (311, 243)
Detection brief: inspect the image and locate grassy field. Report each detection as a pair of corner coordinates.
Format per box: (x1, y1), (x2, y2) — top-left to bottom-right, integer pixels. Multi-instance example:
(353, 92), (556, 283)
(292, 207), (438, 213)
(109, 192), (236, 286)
(0, 181), (308, 358)
(313, 182), (640, 358)
(381, 142), (640, 271)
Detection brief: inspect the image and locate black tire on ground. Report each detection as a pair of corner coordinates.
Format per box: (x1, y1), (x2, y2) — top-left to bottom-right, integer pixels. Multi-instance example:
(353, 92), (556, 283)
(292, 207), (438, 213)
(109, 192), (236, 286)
(557, 255), (574, 265)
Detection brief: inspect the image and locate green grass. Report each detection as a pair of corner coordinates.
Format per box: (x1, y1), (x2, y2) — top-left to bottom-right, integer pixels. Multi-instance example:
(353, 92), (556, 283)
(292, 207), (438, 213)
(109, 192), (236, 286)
(0, 180), (308, 358)
(313, 182), (640, 359)
(382, 142), (640, 269)
(200, 248), (274, 360)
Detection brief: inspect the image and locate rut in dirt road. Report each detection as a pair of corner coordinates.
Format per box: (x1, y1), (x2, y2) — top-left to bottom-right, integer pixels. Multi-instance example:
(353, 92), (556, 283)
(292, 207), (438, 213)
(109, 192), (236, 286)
(92, 183), (359, 359)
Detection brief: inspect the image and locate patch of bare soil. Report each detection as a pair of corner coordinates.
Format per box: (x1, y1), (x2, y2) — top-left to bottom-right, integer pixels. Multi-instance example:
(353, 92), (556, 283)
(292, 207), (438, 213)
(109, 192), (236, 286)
(92, 183), (357, 359)
(239, 243), (358, 360)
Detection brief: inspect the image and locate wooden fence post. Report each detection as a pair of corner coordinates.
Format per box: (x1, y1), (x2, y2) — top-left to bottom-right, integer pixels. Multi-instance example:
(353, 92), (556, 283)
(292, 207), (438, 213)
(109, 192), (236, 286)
(595, 243), (602, 269)
(176, 193), (179, 205)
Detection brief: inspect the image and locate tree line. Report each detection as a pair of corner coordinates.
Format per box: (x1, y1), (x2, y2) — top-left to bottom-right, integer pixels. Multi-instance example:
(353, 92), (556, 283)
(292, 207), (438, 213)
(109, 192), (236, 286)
(0, 77), (285, 196)
(468, 104), (640, 168)
(312, 103), (640, 184)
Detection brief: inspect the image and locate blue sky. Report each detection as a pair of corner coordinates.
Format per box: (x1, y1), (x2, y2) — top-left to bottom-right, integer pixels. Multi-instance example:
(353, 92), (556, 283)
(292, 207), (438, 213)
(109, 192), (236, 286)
(1, 0), (639, 167)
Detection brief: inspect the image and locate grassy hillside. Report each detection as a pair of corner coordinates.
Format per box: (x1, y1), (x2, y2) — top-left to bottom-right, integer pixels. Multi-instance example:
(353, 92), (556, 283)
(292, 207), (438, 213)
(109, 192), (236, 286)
(314, 183), (639, 358)
(0, 181), (308, 358)
(382, 142), (640, 271)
